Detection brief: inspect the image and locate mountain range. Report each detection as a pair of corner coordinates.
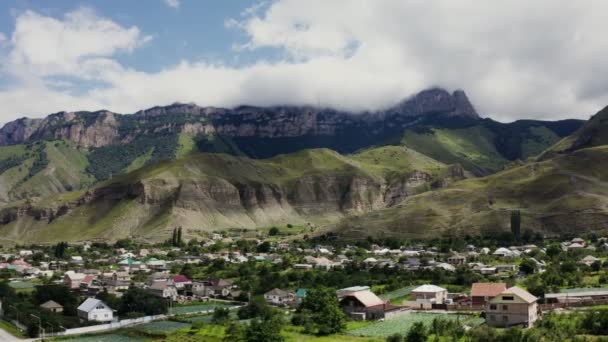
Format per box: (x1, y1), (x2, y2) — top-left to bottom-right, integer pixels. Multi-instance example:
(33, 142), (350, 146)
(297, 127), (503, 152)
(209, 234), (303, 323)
(0, 88), (602, 244)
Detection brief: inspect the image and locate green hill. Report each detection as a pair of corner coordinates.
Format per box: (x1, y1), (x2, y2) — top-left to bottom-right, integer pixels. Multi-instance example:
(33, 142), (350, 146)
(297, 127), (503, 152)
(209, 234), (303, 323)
(0, 147), (460, 243)
(335, 145), (608, 239)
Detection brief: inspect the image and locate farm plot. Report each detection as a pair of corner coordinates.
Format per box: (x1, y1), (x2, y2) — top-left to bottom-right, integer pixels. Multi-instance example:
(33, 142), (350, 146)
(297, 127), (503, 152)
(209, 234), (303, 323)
(169, 303), (238, 315)
(348, 313), (484, 338)
(134, 320), (190, 333)
(65, 333), (144, 342)
(379, 286), (415, 302)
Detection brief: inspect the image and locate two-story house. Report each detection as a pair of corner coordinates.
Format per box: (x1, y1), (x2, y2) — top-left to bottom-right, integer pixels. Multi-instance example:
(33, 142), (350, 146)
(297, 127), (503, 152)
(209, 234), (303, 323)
(485, 286), (539, 328)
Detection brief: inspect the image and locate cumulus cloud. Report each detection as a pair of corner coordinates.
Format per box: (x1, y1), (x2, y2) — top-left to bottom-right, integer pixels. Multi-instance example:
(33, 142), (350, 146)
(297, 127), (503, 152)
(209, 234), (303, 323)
(1, 1), (608, 123)
(163, 0), (180, 9)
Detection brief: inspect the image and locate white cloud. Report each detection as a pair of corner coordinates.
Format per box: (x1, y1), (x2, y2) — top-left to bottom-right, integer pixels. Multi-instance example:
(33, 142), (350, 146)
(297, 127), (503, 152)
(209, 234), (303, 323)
(2, 1), (608, 124)
(163, 0), (180, 9)
(0, 32), (6, 42)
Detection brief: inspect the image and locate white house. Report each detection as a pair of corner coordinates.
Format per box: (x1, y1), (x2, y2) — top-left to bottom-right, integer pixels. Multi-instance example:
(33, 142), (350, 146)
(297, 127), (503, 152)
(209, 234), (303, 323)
(77, 298), (114, 322)
(411, 284), (448, 304)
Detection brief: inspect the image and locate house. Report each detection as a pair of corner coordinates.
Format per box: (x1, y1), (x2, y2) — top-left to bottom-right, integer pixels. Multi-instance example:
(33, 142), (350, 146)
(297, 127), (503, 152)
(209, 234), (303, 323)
(296, 288), (307, 304)
(77, 298), (114, 322)
(485, 286), (538, 328)
(170, 275), (192, 290)
(264, 288), (296, 306)
(493, 247), (515, 257)
(64, 271), (88, 289)
(339, 289), (396, 320)
(192, 278), (233, 297)
(471, 283), (507, 305)
(545, 288), (608, 304)
(411, 285), (448, 307)
(579, 255), (600, 267)
(571, 237), (586, 246)
(337, 286), (371, 299)
(148, 281), (178, 300)
(113, 272), (131, 282)
(40, 300), (63, 313)
(447, 254), (466, 265)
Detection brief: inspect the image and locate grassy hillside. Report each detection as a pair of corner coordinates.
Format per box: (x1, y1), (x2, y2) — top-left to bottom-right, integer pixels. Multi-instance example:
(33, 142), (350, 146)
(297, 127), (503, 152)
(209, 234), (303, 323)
(400, 126), (508, 175)
(335, 145), (608, 239)
(0, 141), (94, 203)
(0, 147), (456, 243)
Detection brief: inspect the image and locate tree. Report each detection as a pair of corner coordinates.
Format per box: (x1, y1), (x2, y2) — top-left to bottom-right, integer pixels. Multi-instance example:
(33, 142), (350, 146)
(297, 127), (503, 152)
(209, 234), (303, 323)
(510, 210), (521, 242)
(256, 241), (271, 253)
(171, 228), (180, 247)
(387, 334), (404, 342)
(406, 322), (427, 342)
(224, 321), (245, 342)
(54, 242), (68, 259)
(546, 244), (562, 258)
(519, 258), (537, 275)
(269, 227), (280, 236)
(298, 287), (346, 335)
(245, 316), (284, 342)
(237, 296), (272, 320)
(177, 227), (183, 246)
(212, 307), (231, 324)
(118, 287), (168, 316)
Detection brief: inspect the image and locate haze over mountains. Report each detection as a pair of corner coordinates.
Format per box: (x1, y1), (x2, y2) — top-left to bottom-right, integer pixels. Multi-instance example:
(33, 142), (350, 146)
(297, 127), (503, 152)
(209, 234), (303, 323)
(0, 87), (603, 244)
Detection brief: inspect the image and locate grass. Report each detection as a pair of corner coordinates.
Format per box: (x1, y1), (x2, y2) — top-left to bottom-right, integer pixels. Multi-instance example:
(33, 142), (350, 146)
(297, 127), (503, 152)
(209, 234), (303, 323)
(169, 303), (237, 315)
(347, 313), (484, 338)
(336, 144), (608, 239)
(0, 320), (25, 338)
(134, 320), (190, 333)
(400, 126), (508, 175)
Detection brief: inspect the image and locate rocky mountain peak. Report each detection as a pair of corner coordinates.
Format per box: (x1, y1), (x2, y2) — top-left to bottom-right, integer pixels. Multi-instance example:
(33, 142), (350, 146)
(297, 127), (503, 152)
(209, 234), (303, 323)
(392, 88), (479, 118)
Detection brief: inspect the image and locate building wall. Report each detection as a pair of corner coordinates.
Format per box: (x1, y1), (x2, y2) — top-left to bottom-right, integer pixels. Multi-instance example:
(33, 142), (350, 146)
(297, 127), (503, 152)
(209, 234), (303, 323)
(486, 302), (537, 327)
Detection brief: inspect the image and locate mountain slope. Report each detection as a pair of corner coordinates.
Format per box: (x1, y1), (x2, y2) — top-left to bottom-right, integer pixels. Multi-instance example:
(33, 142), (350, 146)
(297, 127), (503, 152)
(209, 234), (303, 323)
(0, 88), (583, 200)
(0, 146), (464, 243)
(335, 145), (608, 239)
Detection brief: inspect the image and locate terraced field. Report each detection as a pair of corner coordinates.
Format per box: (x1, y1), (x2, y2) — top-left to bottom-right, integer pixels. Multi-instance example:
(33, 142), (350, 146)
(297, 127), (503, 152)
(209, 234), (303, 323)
(348, 313), (484, 338)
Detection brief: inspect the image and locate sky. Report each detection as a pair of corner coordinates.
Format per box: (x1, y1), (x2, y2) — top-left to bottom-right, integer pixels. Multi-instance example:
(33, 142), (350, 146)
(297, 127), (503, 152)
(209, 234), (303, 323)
(1, 0), (608, 123)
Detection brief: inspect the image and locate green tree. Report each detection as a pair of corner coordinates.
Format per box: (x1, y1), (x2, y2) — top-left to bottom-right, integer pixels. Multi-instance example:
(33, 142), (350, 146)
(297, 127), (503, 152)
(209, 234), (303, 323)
(256, 241), (271, 253)
(510, 210), (521, 242)
(299, 287), (346, 335)
(245, 316), (284, 342)
(406, 322), (427, 342)
(386, 334), (404, 342)
(224, 321), (245, 342)
(54, 242), (68, 259)
(118, 287), (168, 316)
(269, 227), (280, 236)
(212, 307), (231, 324)
(519, 258), (537, 275)
(177, 227), (183, 246)
(237, 296), (272, 320)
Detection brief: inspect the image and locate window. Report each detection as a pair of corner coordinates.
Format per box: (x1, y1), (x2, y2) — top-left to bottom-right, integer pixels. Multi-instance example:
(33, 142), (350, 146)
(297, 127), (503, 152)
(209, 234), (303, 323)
(502, 296), (514, 301)
(502, 316), (508, 322)
(490, 304), (497, 310)
(502, 305), (508, 310)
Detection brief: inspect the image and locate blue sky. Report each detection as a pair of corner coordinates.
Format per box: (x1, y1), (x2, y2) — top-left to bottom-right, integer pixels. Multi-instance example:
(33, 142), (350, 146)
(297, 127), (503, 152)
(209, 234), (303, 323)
(0, 1), (607, 123)
(0, 0), (274, 74)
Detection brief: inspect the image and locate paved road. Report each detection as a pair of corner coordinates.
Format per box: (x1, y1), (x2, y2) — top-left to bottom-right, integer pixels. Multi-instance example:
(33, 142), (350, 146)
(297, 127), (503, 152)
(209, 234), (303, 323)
(0, 327), (20, 342)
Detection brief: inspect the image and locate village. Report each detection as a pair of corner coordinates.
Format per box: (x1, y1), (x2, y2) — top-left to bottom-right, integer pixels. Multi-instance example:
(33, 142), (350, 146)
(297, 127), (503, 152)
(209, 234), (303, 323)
(1, 230), (608, 341)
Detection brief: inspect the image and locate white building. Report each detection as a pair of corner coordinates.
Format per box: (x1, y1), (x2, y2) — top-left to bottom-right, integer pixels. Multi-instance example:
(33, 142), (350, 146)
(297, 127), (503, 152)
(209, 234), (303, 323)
(77, 298), (114, 322)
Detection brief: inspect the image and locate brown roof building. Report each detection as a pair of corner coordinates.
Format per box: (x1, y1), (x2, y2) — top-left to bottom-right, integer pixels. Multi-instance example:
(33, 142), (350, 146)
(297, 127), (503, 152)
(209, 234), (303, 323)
(471, 282), (507, 305)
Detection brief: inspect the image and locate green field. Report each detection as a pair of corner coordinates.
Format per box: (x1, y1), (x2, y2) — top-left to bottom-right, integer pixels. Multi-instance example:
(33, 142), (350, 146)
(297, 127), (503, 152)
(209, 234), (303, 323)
(63, 334), (144, 342)
(348, 313), (484, 338)
(134, 320), (190, 333)
(169, 303), (237, 315)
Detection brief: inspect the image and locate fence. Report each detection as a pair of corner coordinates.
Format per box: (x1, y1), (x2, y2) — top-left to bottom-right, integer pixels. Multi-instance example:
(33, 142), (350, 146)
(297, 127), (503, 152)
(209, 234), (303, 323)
(541, 298), (608, 311)
(47, 314), (166, 337)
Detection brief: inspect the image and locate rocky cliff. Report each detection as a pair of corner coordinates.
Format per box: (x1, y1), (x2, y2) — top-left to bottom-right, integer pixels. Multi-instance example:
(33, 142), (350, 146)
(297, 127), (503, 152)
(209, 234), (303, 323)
(0, 88), (479, 148)
(0, 147), (465, 243)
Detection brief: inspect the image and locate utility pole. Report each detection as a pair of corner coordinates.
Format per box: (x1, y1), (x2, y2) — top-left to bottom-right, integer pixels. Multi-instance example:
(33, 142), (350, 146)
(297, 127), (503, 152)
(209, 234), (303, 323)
(30, 314), (45, 341)
(9, 305), (19, 331)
